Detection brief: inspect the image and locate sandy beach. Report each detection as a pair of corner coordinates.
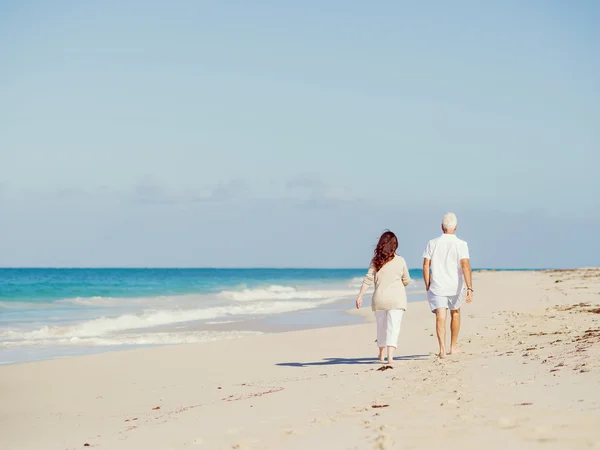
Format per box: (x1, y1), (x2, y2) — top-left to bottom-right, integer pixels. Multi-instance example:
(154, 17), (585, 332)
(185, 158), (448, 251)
(1, 270), (599, 450)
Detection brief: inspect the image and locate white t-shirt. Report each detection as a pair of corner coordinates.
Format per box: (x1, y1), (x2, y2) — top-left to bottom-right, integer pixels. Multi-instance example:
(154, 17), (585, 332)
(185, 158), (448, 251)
(423, 234), (470, 296)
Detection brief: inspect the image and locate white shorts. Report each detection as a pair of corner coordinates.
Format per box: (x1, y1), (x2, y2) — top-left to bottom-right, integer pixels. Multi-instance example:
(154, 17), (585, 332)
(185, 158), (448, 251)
(427, 291), (464, 312)
(375, 309), (404, 347)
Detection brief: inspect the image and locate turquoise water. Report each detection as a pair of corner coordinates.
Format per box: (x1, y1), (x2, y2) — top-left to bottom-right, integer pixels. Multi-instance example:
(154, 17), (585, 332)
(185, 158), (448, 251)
(0, 268), (424, 364)
(0, 268), (377, 302)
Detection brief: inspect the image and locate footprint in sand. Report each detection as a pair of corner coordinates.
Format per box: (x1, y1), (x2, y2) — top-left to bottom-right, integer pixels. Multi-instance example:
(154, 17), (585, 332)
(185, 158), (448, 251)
(497, 417), (518, 429)
(374, 433), (392, 450)
(226, 427), (243, 436)
(231, 438), (260, 449)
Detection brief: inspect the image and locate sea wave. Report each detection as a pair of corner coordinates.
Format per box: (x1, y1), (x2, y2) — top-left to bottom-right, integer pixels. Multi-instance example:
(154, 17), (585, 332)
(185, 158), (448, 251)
(0, 301), (61, 310)
(348, 277), (363, 288)
(53, 284), (355, 308)
(0, 298), (338, 343)
(219, 284), (355, 301)
(0, 330), (261, 348)
(0, 281), (360, 353)
(57, 296), (107, 306)
(56, 295), (165, 308)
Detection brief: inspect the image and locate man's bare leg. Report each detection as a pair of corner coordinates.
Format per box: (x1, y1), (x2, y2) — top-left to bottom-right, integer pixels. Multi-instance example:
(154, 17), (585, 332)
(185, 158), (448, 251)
(435, 308), (447, 358)
(450, 309), (461, 355)
(387, 346), (395, 366)
(378, 347), (385, 362)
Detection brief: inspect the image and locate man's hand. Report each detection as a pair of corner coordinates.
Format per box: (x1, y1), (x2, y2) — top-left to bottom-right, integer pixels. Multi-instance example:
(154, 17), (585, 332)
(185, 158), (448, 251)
(356, 297), (363, 309)
(461, 259), (472, 304)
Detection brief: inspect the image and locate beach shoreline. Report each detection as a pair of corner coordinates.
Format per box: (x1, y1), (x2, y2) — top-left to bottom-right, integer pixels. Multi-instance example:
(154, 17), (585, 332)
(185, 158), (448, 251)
(1, 269), (599, 449)
(0, 269), (425, 365)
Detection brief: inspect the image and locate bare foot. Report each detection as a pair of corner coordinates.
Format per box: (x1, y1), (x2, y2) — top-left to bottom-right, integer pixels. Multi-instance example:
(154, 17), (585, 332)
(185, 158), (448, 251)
(438, 350), (446, 359)
(450, 347), (460, 355)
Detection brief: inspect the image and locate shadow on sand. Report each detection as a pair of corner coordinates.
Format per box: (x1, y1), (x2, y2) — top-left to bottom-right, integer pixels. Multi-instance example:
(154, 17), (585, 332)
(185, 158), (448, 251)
(277, 354), (431, 368)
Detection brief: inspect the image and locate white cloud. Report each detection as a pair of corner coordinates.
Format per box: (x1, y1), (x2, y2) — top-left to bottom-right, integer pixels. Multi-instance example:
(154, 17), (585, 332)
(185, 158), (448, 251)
(285, 175), (353, 203)
(130, 177), (247, 205)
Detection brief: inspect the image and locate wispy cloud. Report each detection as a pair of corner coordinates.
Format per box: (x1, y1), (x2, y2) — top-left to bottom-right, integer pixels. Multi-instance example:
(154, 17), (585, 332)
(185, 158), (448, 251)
(3, 177), (357, 208)
(128, 176), (356, 206)
(132, 177), (174, 205)
(130, 177), (247, 205)
(190, 179), (246, 203)
(286, 175), (326, 191)
(285, 175), (354, 204)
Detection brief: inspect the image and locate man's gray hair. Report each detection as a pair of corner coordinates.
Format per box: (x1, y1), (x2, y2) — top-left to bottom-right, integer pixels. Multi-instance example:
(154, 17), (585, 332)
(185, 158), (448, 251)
(442, 212), (458, 231)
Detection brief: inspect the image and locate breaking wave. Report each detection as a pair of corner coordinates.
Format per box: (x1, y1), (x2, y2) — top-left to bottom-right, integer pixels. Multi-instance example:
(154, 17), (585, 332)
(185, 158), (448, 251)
(0, 330), (261, 348)
(0, 282), (359, 354)
(1, 301), (321, 340)
(220, 284), (355, 301)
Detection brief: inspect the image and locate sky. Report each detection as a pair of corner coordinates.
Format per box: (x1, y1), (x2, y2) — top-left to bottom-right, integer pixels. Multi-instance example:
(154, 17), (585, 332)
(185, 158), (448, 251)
(0, 1), (599, 268)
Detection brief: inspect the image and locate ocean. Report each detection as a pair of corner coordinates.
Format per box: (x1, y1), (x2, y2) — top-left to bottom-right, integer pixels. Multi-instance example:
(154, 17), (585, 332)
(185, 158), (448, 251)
(0, 268), (425, 364)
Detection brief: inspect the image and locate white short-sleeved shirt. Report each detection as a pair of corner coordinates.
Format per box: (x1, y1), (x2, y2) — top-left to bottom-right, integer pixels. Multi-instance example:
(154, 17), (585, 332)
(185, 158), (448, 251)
(423, 234), (470, 296)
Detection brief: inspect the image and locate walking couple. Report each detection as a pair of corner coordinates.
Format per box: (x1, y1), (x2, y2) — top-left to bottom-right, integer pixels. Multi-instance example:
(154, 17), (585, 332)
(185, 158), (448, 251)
(355, 212), (473, 364)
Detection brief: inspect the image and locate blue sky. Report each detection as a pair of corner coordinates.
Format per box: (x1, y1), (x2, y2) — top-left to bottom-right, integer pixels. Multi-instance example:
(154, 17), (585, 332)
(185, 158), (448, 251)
(1, 1), (599, 268)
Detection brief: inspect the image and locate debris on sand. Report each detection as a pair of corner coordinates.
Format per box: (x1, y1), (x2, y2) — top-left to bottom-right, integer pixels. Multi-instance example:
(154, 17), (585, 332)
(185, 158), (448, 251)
(222, 387), (284, 402)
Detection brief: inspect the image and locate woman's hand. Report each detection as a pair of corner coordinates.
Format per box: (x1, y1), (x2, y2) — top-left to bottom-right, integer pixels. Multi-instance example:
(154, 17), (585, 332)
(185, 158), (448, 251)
(356, 297), (363, 309)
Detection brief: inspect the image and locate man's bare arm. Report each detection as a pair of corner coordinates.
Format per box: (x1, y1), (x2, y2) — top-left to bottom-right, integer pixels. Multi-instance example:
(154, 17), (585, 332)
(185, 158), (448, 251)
(461, 258), (472, 289)
(423, 258), (431, 291)
(461, 258), (473, 302)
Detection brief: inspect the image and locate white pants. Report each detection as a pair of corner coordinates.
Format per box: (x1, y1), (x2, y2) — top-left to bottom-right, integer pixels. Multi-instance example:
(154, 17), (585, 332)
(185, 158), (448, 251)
(375, 309), (404, 348)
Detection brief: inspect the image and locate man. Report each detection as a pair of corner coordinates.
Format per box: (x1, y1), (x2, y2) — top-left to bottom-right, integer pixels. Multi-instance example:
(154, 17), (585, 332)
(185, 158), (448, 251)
(422, 212), (473, 358)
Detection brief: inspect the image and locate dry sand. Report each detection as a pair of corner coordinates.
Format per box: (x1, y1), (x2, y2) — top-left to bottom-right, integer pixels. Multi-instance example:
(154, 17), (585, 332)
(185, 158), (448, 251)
(1, 270), (599, 450)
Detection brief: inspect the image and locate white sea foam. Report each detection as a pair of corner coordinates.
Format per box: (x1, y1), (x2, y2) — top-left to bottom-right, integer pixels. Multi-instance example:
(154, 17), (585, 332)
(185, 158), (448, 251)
(57, 296), (157, 307)
(58, 297), (101, 306)
(0, 297), (340, 344)
(220, 285), (355, 301)
(0, 301), (59, 310)
(0, 330), (261, 348)
(1, 282), (360, 353)
(52, 284), (356, 309)
(348, 277), (364, 288)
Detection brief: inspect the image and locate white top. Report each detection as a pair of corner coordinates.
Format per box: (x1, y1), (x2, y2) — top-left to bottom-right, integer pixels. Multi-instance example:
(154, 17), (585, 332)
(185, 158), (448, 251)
(423, 234), (470, 296)
(362, 254), (411, 311)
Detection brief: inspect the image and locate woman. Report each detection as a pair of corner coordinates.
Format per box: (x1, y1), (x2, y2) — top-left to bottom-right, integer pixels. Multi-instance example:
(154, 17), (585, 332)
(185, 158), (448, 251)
(356, 230), (411, 366)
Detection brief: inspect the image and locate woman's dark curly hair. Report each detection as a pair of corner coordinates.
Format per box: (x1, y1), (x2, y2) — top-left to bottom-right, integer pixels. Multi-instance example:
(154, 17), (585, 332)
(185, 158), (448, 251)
(372, 230), (398, 272)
